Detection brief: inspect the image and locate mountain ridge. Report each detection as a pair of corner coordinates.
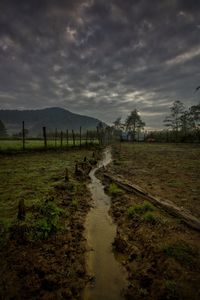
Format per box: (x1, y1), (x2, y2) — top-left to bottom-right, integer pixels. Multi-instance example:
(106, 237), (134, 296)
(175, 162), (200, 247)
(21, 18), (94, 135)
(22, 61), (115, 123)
(0, 107), (104, 136)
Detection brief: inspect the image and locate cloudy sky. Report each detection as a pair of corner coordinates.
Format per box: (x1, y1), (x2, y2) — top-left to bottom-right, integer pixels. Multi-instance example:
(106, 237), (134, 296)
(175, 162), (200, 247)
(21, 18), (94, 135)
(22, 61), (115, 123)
(0, 0), (200, 128)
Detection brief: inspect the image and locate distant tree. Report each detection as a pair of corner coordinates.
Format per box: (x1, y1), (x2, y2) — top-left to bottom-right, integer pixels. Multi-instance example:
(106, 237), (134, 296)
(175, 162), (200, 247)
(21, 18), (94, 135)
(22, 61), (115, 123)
(163, 100), (185, 141)
(125, 109), (145, 141)
(189, 103), (200, 140)
(97, 121), (104, 145)
(113, 117), (124, 141)
(0, 120), (7, 137)
(13, 128), (29, 138)
(113, 117), (124, 130)
(190, 104), (200, 128)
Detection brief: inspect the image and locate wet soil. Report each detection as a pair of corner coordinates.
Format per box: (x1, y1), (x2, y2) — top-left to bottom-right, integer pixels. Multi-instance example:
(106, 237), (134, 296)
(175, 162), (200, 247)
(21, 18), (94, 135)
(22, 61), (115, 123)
(84, 148), (127, 300)
(111, 143), (200, 218)
(0, 150), (97, 300)
(96, 143), (200, 300)
(0, 185), (91, 300)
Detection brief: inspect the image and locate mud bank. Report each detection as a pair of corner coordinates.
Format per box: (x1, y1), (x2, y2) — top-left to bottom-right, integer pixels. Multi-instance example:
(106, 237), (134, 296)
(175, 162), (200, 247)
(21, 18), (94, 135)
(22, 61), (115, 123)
(0, 151), (96, 300)
(97, 154), (200, 299)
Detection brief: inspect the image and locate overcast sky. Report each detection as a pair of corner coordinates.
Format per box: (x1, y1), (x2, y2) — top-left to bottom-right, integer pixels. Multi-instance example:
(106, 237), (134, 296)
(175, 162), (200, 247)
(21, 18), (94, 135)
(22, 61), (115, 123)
(0, 0), (200, 128)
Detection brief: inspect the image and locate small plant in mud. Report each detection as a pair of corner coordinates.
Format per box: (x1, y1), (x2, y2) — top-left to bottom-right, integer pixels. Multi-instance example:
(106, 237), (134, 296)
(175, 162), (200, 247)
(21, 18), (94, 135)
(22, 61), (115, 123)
(127, 201), (155, 217)
(143, 212), (159, 224)
(164, 280), (180, 299)
(108, 183), (123, 195)
(0, 219), (10, 247)
(71, 198), (79, 210)
(162, 241), (198, 267)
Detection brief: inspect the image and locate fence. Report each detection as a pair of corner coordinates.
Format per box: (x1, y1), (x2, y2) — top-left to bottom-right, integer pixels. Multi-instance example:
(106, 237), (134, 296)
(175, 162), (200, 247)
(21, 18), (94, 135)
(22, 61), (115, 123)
(0, 122), (103, 151)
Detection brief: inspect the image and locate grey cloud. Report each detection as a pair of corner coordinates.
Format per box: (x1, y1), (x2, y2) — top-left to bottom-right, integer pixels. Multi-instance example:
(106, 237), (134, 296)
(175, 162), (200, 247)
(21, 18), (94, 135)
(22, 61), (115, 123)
(0, 0), (200, 129)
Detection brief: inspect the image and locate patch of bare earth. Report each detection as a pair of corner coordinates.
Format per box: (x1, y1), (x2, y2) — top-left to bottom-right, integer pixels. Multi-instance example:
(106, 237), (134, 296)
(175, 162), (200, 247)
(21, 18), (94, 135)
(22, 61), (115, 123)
(98, 143), (200, 299)
(111, 143), (200, 218)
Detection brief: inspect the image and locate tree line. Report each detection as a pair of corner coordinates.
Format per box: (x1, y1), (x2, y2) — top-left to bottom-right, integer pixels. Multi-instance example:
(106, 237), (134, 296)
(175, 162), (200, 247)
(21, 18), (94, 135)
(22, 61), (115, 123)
(162, 100), (200, 142)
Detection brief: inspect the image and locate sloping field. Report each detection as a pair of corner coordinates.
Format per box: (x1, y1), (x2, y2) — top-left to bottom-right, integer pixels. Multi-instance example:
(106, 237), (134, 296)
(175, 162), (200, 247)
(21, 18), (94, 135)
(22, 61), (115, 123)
(111, 143), (200, 218)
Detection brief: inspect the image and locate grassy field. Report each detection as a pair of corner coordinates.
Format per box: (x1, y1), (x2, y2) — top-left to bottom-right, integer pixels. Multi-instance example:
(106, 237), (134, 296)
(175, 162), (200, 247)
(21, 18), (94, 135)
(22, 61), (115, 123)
(111, 142), (200, 218)
(0, 138), (99, 151)
(0, 149), (93, 223)
(0, 147), (98, 299)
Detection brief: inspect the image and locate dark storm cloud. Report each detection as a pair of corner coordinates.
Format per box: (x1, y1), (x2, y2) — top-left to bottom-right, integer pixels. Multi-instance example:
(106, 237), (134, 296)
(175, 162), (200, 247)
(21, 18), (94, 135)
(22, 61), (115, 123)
(0, 0), (200, 128)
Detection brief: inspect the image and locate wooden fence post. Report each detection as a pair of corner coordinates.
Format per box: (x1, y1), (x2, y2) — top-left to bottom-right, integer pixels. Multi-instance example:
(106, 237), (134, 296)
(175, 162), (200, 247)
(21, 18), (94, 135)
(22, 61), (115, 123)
(72, 130), (75, 146)
(80, 126), (82, 148)
(55, 128), (57, 147)
(96, 126), (100, 145)
(43, 126), (47, 148)
(22, 121), (25, 150)
(66, 129), (69, 147)
(60, 131), (63, 148)
(86, 130), (88, 146)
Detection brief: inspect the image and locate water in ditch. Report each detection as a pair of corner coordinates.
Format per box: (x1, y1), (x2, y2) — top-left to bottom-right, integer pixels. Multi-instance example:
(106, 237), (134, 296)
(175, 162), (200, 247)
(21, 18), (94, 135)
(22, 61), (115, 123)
(83, 148), (127, 300)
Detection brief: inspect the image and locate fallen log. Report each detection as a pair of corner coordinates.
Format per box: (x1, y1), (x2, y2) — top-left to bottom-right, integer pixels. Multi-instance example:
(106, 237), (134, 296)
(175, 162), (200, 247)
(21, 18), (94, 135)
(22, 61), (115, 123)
(104, 173), (200, 232)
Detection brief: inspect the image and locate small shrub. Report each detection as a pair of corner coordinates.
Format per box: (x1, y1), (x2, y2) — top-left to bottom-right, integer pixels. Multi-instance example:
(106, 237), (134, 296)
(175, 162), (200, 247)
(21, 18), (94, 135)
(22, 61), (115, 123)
(0, 219), (10, 247)
(108, 183), (123, 195)
(165, 280), (179, 299)
(35, 218), (52, 239)
(39, 201), (63, 218)
(162, 241), (197, 267)
(127, 201), (155, 218)
(143, 212), (159, 224)
(71, 198), (79, 209)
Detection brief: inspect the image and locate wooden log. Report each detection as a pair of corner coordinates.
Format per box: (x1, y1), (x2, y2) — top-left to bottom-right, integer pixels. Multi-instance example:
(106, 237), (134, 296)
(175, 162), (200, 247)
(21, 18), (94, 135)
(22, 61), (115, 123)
(104, 173), (200, 232)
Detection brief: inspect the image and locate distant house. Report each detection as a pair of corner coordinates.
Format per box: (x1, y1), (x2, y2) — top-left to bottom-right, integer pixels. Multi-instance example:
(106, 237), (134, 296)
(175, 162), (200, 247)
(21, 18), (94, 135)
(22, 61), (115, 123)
(121, 131), (145, 142)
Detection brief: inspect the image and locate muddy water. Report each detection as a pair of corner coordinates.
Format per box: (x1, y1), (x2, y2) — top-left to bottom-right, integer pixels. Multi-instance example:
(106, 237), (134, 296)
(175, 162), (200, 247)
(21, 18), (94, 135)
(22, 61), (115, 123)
(84, 148), (127, 300)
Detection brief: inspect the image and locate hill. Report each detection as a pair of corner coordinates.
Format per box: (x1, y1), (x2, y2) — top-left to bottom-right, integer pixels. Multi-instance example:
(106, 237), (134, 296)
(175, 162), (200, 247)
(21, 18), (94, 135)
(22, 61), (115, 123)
(0, 107), (104, 136)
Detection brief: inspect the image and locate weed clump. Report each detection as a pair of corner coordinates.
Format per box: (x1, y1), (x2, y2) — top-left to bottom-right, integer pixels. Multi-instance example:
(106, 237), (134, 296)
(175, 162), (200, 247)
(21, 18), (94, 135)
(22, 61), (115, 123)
(162, 241), (198, 267)
(127, 201), (155, 217)
(143, 212), (159, 224)
(108, 183), (123, 196)
(164, 280), (180, 299)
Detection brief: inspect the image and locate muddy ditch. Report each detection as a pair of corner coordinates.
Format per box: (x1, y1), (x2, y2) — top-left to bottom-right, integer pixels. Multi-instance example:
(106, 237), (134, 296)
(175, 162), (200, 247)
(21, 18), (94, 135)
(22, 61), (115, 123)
(83, 148), (127, 300)
(96, 166), (200, 300)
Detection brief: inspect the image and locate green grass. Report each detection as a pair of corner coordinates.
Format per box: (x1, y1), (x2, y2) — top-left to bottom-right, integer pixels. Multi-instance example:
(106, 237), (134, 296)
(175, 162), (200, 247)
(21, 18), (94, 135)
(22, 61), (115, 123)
(162, 241), (198, 267)
(0, 139), (99, 151)
(143, 212), (160, 224)
(127, 201), (155, 217)
(108, 183), (123, 195)
(0, 149), (92, 224)
(164, 280), (179, 299)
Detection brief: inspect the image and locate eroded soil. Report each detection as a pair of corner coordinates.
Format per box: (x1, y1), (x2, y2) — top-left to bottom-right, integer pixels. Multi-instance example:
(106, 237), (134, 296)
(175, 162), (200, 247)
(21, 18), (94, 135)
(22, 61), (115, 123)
(111, 143), (200, 218)
(0, 149), (98, 300)
(97, 143), (200, 300)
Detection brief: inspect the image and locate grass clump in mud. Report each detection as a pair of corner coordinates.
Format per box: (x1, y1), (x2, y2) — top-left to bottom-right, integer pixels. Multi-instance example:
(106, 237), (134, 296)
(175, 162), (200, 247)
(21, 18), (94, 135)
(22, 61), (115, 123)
(127, 201), (155, 217)
(164, 280), (180, 300)
(10, 200), (65, 242)
(108, 183), (123, 195)
(35, 200), (64, 239)
(162, 241), (198, 267)
(143, 212), (160, 225)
